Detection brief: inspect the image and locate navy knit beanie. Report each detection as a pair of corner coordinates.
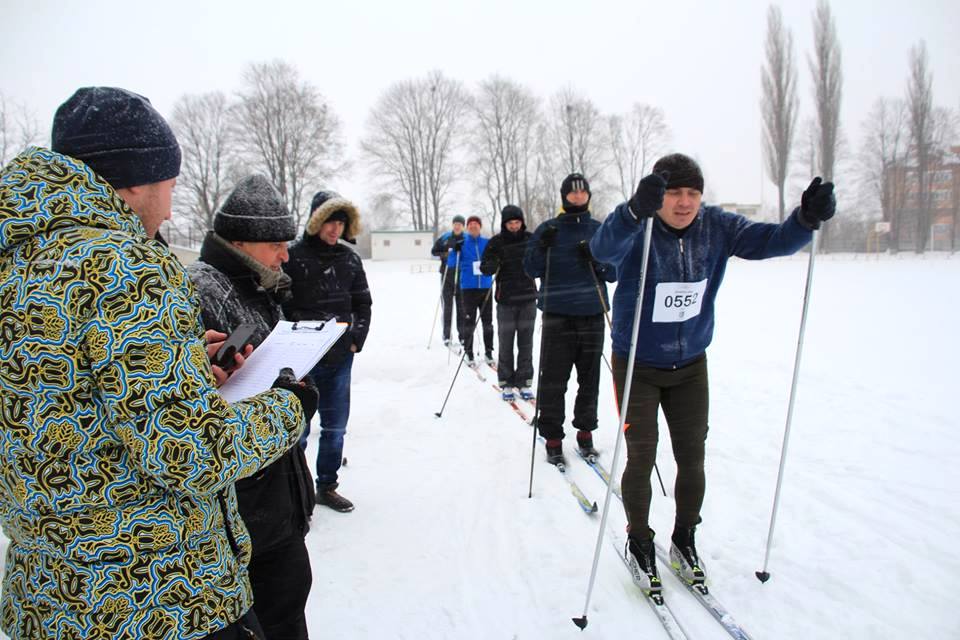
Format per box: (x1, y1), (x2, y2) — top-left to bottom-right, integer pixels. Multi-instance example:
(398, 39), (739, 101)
(652, 153), (704, 193)
(452, 215), (466, 225)
(560, 173), (591, 201)
(214, 175), (297, 242)
(51, 87), (181, 189)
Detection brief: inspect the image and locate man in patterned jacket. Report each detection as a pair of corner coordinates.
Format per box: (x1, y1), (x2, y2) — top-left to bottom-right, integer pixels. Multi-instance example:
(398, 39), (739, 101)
(0, 87), (315, 640)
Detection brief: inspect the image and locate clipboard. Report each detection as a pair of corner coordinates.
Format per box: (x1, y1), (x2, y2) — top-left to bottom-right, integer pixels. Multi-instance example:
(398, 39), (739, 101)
(218, 319), (347, 403)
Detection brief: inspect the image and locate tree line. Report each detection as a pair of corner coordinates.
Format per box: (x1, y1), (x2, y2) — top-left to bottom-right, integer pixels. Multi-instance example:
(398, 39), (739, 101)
(1, 1), (957, 253)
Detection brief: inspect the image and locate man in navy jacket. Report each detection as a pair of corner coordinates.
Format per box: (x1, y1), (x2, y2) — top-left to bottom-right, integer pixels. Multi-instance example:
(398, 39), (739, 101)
(524, 173), (615, 466)
(590, 153), (836, 593)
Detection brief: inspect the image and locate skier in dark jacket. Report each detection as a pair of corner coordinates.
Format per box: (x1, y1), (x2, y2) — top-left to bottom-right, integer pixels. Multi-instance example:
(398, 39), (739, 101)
(284, 191), (372, 513)
(524, 173), (615, 465)
(188, 174), (319, 640)
(430, 215), (466, 349)
(590, 153), (836, 594)
(480, 204), (537, 400)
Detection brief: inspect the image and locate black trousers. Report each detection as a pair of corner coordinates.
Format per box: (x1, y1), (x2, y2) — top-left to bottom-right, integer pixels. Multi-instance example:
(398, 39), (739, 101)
(440, 269), (465, 342)
(248, 536), (312, 640)
(612, 353), (709, 537)
(496, 300), (536, 387)
(536, 312), (604, 440)
(462, 288), (494, 358)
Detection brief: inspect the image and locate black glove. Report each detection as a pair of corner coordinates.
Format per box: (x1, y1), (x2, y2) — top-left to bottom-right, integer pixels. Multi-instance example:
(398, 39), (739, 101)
(540, 224), (558, 249)
(798, 177), (836, 230)
(272, 367), (319, 426)
(577, 240), (593, 263)
(453, 238), (464, 252)
(628, 171), (669, 220)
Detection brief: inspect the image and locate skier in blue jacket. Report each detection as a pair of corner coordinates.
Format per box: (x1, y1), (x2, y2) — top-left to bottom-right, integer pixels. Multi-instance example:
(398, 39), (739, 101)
(450, 215), (494, 365)
(590, 153), (836, 593)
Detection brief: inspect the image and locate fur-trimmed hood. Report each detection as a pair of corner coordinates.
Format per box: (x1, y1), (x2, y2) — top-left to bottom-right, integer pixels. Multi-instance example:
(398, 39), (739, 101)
(305, 190), (361, 241)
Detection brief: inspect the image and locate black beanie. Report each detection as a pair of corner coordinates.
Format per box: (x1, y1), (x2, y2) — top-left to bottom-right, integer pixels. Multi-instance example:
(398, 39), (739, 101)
(652, 153), (704, 193)
(560, 173), (591, 201)
(501, 205), (524, 224)
(452, 215), (466, 225)
(214, 175), (297, 242)
(51, 87), (181, 189)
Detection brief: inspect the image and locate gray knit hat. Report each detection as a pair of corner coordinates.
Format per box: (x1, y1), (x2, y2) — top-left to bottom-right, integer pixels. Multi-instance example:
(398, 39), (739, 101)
(214, 175), (297, 242)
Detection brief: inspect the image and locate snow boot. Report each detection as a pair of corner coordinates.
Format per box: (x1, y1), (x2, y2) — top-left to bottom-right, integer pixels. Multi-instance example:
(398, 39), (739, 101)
(316, 482), (354, 513)
(576, 430), (599, 462)
(670, 525), (706, 584)
(625, 529), (662, 595)
(519, 387), (535, 401)
(545, 439), (566, 466)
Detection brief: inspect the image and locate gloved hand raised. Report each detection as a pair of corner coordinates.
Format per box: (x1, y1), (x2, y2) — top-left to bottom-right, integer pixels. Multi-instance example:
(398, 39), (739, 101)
(628, 171), (669, 220)
(798, 177), (836, 230)
(540, 224), (558, 249)
(272, 367), (319, 427)
(453, 238), (465, 252)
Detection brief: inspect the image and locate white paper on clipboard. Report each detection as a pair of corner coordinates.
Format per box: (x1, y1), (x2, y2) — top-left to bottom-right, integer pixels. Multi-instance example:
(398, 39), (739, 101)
(218, 320), (347, 403)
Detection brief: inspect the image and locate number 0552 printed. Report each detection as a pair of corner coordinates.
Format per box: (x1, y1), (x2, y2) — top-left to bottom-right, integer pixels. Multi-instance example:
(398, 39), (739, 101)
(652, 279), (708, 323)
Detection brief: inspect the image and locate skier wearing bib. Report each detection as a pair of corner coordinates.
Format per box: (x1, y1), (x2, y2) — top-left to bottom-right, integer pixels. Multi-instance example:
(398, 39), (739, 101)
(589, 153), (836, 592)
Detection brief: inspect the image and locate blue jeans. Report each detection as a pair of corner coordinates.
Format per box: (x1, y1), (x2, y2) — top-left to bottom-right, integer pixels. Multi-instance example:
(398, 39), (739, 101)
(302, 352), (353, 487)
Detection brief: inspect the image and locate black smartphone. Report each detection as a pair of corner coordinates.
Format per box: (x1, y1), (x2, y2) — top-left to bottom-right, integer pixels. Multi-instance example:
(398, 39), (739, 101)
(212, 323), (258, 370)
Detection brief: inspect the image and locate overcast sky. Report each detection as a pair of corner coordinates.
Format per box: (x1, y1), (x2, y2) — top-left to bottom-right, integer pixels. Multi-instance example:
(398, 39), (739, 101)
(3, 0), (958, 216)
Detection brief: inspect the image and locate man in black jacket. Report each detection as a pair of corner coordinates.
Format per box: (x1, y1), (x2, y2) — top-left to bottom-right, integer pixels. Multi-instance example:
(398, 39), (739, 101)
(524, 173), (616, 466)
(187, 174), (318, 640)
(430, 215), (466, 349)
(284, 191), (372, 513)
(480, 205), (537, 401)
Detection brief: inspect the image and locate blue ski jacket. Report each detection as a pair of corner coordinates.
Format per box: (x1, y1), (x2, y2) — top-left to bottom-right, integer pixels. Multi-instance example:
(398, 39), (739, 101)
(524, 210), (616, 316)
(447, 233), (493, 290)
(590, 203), (812, 368)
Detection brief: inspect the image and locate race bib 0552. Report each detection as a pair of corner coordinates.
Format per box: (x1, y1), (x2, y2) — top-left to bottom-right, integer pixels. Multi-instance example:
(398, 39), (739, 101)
(651, 279), (708, 323)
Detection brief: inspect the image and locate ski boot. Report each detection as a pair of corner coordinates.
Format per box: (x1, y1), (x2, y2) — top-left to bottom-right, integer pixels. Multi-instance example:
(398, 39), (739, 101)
(670, 525), (706, 585)
(545, 439), (566, 467)
(576, 430), (599, 462)
(625, 530), (662, 597)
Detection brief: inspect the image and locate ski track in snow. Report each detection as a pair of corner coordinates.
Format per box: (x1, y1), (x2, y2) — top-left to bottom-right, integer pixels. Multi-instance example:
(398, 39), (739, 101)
(1, 253), (958, 639)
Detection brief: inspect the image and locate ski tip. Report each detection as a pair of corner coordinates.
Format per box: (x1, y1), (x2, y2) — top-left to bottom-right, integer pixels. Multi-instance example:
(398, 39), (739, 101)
(755, 570), (771, 583)
(572, 616), (588, 630)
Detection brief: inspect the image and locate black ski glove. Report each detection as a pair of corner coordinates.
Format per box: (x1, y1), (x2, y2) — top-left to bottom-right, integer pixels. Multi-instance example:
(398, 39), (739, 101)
(540, 224), (558, 249)
(453, 238), (464, 252)
(272, 367), (319, 427)
(798, 177), (836, 230)
(628, 171), (669, 220)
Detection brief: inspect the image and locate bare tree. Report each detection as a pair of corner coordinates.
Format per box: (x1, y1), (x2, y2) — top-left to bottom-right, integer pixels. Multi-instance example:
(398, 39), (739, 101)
(365, 192), (404, 231)
(362, 70), (468, 234)
(233, 60), (344, 227)
(809, 0), (843, 250)
(905, 41), (936, 252)
(170, 91), (242, 243)
(858, 97), (909, 251)
(608, 103), (670, 201)
(761, 5), (800, 222)
(468, 75), (543, 227)
(552, 88), (607, 180)
(0, 93), (42, 165)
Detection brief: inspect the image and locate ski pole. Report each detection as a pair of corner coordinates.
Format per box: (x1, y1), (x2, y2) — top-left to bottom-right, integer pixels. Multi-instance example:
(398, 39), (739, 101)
(428, 259), (452, 349)
(448, 250), (462, 365)
(586, 250), (667, 500)
(528, 244), (552, 499)
(756, 230), (819, 583)
(573, 217), (654, 630)
(434, 349), (469, 418)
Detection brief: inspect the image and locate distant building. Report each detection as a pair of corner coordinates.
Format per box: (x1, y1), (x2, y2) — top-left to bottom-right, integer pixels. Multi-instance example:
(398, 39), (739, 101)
(717, 203), (761, 218)
(884, 146), (960, 251)
(369, 230), (434, 260)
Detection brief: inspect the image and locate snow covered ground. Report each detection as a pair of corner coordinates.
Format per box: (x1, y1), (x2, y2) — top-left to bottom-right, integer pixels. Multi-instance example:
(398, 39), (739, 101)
(3, 251), (959, 639)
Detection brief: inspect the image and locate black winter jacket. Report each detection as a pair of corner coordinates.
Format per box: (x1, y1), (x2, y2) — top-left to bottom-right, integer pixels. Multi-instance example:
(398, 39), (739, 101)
(187, 233), (315, 555)
(480, 219), (537, 306)
(283, 234), (373, 365)
(431, 230), (464, 274)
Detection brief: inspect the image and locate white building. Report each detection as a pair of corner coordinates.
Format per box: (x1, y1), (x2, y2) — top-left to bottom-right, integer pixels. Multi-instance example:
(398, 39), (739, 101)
(369, 230), (434, 260)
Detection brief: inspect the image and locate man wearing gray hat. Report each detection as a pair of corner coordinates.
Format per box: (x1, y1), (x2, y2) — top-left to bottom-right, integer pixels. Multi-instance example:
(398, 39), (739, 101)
(188, 174), (317, 640)
(431, 215), (467, 349)
(0, 88), (311, 639)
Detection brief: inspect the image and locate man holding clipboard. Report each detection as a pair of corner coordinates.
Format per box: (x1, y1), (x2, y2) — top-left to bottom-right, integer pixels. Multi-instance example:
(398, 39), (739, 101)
(188, 174), (318, 640)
